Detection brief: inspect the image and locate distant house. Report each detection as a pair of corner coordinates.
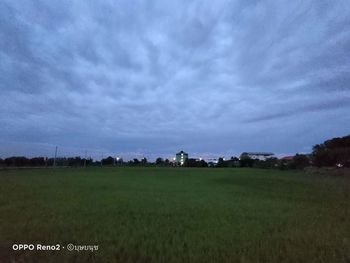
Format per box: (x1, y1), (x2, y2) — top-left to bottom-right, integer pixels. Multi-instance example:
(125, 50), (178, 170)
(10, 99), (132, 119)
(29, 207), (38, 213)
(207, 158), (218, 167)
(281, 156), (294, 161)
(240, 152), (274, 161)
(175, 151), (188, 166)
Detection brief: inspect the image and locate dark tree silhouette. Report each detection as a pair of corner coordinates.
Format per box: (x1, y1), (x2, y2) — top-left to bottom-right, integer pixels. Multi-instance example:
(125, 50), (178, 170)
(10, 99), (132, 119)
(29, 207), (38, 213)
(312, 135), (350, 167)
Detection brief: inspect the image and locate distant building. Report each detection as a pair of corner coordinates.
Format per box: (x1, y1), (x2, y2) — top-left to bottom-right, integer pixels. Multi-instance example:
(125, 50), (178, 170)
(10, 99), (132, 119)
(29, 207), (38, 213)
(240, 152), (274, 161)
(175, 151), (188, 166)
(281, 156), (294, 161)
(207, 158), (218, 167)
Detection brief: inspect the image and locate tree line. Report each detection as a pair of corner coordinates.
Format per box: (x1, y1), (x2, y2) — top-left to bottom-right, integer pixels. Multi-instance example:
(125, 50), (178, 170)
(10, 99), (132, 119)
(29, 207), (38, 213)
(0, 135), (349, 169)
(215, 154), (310, 169)
(215, 135), (349, 169)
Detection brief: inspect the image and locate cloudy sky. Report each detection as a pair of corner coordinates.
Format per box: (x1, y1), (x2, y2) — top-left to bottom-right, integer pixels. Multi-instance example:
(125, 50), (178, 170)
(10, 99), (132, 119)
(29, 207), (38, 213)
(0, 0), (349, 160)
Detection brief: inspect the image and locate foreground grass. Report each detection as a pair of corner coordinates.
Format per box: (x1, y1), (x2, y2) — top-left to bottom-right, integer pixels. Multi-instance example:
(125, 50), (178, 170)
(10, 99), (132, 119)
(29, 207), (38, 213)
(0, 167), (349, 262)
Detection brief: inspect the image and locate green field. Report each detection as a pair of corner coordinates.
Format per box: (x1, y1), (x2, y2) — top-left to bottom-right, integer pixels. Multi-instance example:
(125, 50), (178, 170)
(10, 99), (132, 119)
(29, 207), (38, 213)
(0, 167), (350, 262)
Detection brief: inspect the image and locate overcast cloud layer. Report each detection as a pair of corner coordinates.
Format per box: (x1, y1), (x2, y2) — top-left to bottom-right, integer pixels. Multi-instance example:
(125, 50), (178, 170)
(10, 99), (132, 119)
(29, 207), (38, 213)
(0, 0), (349, 159)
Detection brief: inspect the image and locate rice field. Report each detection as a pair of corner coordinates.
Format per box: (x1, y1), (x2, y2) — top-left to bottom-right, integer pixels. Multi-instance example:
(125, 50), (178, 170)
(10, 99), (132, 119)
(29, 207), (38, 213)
(0, 167), (349, 262)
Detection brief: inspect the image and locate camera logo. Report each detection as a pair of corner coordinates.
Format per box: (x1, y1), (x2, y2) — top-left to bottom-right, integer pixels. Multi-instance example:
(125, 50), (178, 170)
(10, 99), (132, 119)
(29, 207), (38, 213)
(12, 244), (35, 251)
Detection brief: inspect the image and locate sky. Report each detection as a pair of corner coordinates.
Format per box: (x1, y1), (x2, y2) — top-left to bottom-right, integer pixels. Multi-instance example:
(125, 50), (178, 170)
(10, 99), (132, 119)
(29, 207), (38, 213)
(0, 0), (349, 160)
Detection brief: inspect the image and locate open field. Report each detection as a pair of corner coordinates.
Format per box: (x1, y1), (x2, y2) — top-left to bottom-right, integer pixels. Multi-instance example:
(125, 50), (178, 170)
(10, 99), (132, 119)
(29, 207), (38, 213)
(0, 167), (350, 262)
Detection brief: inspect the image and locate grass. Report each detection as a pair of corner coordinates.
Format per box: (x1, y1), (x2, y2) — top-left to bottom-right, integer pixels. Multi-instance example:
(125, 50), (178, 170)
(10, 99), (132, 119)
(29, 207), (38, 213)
(0, 167), (350, 262)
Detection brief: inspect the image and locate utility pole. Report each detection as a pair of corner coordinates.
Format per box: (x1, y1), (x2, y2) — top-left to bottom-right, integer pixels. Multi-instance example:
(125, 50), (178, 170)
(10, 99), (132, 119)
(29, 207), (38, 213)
(101, 153), (103, 167)
(53, 146), (58, 167)
(84, 150), (87, 168)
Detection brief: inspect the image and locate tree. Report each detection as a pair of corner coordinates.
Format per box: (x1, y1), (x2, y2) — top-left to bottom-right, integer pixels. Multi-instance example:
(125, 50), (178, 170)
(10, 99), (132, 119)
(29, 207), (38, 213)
(82, 157), (93, 167)
(293, 154), (310, 169)
(67, 157), (83, 166)
(227, 157), (240, 167)
(217, 157), (227, 167)
(312, 135), (350, 167)
(141, 158), (148, 165)
(253, 157), (279, 169)
(184, 158), (208, 167)
(198, 160), (208, 167)
(239, 156), (254, 167)
(102, 156), (115, 165)
(155, 157), (164, 165)
(116, 158), (123, 165)
(4, 157), (30, 167)
(30, 157), (46, 166)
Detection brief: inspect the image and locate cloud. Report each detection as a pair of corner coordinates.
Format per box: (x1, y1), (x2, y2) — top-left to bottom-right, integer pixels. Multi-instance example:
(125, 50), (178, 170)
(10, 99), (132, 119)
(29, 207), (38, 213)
(246, 97), (350, 123)
(0, 0), (349, 159)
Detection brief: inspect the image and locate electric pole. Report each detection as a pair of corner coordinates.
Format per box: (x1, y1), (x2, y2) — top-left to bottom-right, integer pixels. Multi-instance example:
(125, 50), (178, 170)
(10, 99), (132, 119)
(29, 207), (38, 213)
(84, 150), (87, 168)
(53, 146), (58, 167)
